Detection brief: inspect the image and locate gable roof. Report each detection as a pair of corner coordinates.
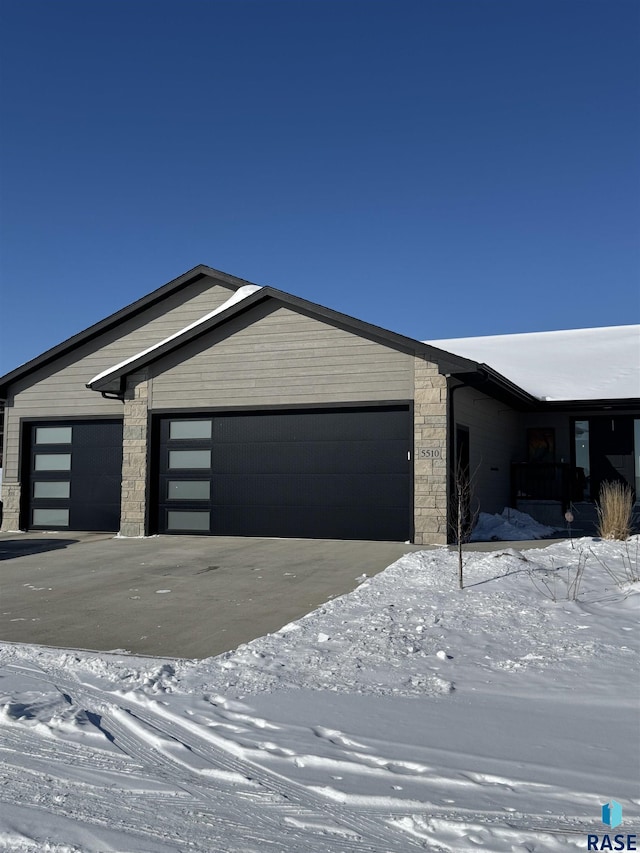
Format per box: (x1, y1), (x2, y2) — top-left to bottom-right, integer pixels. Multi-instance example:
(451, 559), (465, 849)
(86, 282), (479, 393)
(0, 263), (483, 400)
(426, 325), (640, 402)
(0, 265), (254, 395)
(7, 262), (618, 411)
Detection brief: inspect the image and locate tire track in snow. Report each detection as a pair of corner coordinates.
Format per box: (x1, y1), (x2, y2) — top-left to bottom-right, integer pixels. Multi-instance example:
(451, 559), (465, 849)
(0, 667), (307, 851)
(0, 762), (199, 852)
(4, 661), (424, 852)
(3, 659), (600, 852)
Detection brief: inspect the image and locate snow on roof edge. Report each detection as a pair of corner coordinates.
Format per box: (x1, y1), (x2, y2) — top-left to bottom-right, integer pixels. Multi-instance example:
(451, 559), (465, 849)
(87, 285), (262, 387)
(424, 324), (640, 401)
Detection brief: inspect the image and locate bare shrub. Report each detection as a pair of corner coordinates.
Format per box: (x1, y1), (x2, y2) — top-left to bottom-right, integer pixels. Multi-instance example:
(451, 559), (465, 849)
(596, 481), (634, 541)
(589, 539), (640, 586)
(527, 550), (589, 602)
(450, 461), (480, 590)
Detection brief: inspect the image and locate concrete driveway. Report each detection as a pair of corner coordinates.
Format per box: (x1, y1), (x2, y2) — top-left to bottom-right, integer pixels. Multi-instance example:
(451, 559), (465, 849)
(0, 532), (426, 659)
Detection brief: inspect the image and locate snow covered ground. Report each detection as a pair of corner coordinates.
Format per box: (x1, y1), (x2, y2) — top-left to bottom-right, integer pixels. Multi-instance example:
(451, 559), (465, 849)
(0, 536), (638, 852)
(470, 507), (558, 542)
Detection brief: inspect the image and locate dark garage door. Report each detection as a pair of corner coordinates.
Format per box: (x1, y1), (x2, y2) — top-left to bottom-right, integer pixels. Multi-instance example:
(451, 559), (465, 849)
(26, 420), (123, 531)
(155, 406), (411, 540)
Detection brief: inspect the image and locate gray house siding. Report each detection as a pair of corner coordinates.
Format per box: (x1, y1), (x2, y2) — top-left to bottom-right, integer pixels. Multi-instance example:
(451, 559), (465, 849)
(2, 279), (235, 484)
(1, 278), (237, 530)
(453, 386), (521, 515)
(134, 303), (419, 540)
(149, 303), (415, 409)
(3, 266), (534, 545)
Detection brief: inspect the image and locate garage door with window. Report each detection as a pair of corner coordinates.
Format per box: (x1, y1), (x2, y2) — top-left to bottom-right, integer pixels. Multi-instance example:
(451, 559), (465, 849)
(26, 420), (123, 531)
(155, 406), (411, 541)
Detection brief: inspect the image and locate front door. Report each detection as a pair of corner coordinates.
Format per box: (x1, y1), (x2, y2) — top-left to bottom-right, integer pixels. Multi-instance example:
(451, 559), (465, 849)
(588, 416), (635, 500)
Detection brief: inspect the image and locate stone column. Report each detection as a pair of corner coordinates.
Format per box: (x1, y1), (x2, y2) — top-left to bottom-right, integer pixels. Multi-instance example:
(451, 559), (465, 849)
(119, 370), (149, 537)
(0, 483), (22, 532)
(414, 357), (448, 545)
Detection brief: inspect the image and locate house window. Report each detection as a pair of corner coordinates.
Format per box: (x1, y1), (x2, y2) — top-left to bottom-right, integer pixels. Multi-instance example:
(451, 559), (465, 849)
(574, 420), (590, 499)
(527, 428), (555, 463)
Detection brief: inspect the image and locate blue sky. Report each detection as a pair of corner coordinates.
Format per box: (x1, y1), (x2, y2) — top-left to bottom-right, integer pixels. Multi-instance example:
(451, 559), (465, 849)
(1, 0), (638, 375)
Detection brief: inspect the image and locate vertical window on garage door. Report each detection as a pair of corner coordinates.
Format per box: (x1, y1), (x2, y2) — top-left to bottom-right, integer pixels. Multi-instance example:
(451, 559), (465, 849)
(158, 418), (213, 534)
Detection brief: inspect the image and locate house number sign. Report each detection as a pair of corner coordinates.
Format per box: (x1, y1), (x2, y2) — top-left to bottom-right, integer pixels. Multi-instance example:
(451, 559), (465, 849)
(417, 447), (441, 459)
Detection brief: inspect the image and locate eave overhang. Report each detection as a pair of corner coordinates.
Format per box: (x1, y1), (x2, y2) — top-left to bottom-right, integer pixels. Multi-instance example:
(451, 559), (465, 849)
(0, 264), (254, 396)
(86, 286), (481, 393)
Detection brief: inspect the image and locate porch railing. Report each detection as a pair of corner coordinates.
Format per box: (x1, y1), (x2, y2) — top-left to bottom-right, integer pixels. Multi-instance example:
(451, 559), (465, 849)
(511, 463), (585, 509)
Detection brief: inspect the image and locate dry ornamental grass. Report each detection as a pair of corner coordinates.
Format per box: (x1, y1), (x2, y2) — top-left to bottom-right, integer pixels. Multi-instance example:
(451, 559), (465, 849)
(596, 481), (634, 540)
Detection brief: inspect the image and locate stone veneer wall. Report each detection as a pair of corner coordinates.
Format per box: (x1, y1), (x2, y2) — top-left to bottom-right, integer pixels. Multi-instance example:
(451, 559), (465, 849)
(413, 357), (448, 545)
(119, 370), (149, 537)
(1, 483), (22, 532)
(2, 360), (450, 542)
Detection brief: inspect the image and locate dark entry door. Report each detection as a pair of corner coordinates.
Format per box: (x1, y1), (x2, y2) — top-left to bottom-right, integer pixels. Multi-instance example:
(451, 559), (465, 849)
(589, 417), (635, 499)
(27, 420), (123, 531)
(156, 406), (411, 540)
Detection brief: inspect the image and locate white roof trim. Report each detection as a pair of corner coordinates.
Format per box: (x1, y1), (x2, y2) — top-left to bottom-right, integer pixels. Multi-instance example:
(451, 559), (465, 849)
(88, 284), (262, 387)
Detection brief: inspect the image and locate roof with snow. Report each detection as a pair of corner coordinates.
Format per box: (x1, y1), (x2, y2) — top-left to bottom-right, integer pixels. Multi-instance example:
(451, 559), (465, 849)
(87, 284), (263, 387)
(85, 281), (476, 393)
(0, 264), (258, 393)
(0, 264), (472, 395)
(0, 261), (637, 408)
(425, 325), (640, 401)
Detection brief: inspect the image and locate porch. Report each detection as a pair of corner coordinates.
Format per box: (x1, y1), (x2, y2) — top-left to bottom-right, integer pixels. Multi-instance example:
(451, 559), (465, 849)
(511, 462), (585, 509)
(511, 462), (639, 533)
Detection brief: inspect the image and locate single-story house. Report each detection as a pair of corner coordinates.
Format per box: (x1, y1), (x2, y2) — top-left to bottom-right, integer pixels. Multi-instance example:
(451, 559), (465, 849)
(0, 265), (638, 543)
